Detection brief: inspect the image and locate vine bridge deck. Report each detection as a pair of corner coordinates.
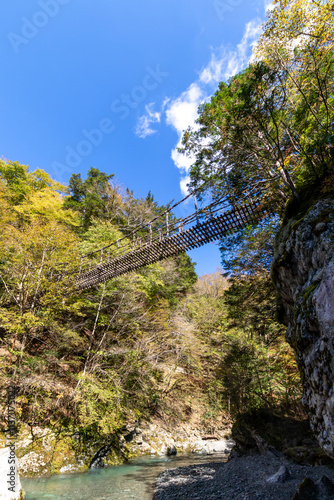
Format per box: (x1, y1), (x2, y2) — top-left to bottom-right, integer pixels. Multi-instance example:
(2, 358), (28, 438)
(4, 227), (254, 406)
(76, 196), (267, 291)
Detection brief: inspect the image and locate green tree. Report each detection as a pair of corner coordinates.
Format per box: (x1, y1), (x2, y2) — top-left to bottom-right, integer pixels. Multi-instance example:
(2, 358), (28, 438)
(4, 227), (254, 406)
(64, 167), (123, 230)
(0, 160), (66, 205)
(256, 0), (334, 187)
(224, 272), (285, 341)
(181, 0), (333, 214)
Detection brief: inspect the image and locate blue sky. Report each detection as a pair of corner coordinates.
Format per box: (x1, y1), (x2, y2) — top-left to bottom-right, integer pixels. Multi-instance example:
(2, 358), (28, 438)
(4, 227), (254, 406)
(0, 0), (273, 276)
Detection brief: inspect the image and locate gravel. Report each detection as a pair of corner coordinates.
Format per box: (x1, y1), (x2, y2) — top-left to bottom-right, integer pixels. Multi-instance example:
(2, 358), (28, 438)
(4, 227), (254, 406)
(153, 451), (334, 499)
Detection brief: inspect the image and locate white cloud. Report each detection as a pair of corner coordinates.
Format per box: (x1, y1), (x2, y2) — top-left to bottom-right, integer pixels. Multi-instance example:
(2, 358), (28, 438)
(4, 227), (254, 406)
(236, 18), (263, 68)
(135, 13), (267, 195)
(135, 103), (161, 139)
(239, 19), (263, 56)
(165, 17), (263, 196)
(166, 83), (203, 135)
(200, 18), (262, 85)
(171, 148), (195, 174)
(199, 54), (226, 85)
(264, 0), (275, 13)
(165, 84), (204, 194)
(180, 175), (191, 196)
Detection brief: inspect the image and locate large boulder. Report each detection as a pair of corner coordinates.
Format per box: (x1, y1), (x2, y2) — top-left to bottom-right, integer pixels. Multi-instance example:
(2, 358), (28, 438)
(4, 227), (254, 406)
(272, 199), (334, 457)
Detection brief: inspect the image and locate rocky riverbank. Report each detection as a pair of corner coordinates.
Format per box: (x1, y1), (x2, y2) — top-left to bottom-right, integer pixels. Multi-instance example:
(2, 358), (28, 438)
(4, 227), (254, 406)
(0, 417), (232, 478)
(153, 450), (334, 499)
(123, 420), (233, 458)
(154, 408), (334, 499)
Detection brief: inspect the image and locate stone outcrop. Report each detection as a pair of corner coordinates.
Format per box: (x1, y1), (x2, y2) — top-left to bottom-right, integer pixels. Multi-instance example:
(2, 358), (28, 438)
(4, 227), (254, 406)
(272, 199), (334, 457)
(2, 419), (232, 478)
(121, 420), (233, 457)
(266, 465), (291, 484)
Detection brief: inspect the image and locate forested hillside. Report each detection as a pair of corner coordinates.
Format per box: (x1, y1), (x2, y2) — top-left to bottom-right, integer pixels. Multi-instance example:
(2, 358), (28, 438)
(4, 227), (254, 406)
(2, 0), (333, 477)
(178, 0), (334, 462)
(0, 159), (301, 471)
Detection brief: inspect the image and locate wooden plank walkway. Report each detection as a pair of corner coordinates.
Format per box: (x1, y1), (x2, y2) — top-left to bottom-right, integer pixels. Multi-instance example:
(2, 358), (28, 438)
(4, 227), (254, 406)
(76, 199), (266, 291)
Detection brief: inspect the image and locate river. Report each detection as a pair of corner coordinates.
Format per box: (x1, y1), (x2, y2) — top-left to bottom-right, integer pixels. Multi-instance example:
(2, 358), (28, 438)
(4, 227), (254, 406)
(22, 452), (229, 500)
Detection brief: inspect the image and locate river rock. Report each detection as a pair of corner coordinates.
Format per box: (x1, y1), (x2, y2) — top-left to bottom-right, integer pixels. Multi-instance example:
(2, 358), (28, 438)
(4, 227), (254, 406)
(166, 445), (176, 456)
(266, 465), (291, 483)
(127, 421), (233, 457)
(272, 199), (334, 458)
(192, 438), (235, 455)
(316, 475), (334, 496)
(0, 447), (23, 500)
(290, 477), (318, 499)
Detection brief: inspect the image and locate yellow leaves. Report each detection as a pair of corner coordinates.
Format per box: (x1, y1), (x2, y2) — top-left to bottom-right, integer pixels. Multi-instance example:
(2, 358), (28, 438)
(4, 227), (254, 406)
(283, 154), (294, 169)
(134, 263), (165, 298)
(76, 376), (122, 436)
(14, 187), (80, 227)
(0, 180), (14, 219)
(0, 218), (80, 314)
(256, 0), (332, 76)
(0, 161), (78, 227)
(3, 218), (78, 263)
(0, 181), (17, 252)
(16, 395), (28, 404)
(27, 168), (67, 193)
(79, 218), (124, 256)
(257, 0), (334, 56)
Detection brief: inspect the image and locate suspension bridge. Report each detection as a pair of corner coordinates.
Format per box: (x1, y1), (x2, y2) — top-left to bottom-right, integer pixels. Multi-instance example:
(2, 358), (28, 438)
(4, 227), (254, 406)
(74, 190), (268, 291)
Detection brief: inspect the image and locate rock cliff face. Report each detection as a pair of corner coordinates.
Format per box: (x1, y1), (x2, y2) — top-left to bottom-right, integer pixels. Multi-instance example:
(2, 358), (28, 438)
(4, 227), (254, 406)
(272, 199), (334, 458)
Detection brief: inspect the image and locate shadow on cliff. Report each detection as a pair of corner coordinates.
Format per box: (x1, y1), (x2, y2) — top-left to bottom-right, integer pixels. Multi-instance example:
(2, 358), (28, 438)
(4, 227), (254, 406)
(231, 408), (334, 467)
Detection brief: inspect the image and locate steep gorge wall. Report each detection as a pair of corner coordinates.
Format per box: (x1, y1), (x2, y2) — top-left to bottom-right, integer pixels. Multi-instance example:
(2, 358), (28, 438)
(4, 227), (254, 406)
(272, 199), (334, 457)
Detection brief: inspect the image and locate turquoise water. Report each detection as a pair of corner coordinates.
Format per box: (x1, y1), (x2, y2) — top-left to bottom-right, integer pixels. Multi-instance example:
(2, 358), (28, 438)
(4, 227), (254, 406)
(22, 453), (228, 500)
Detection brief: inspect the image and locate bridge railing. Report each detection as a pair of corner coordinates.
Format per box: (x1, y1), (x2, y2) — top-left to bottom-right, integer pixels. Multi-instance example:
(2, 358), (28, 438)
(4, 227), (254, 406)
(76, 196), (219, 275)
(73, 189), (267, 282)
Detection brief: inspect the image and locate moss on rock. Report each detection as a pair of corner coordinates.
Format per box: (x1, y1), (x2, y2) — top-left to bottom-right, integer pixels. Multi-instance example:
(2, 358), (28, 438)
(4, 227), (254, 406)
(13, 423), (129, 477)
